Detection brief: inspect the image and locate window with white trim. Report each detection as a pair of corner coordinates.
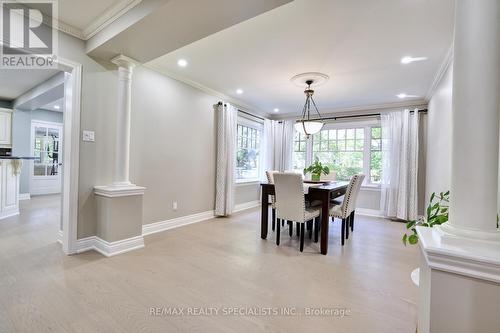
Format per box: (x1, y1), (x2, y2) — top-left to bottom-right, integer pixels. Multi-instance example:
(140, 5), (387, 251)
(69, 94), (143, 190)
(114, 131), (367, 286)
(236, 117), (262, 182)
(292, 131), (307, 171)
(291, 121), (382, 185)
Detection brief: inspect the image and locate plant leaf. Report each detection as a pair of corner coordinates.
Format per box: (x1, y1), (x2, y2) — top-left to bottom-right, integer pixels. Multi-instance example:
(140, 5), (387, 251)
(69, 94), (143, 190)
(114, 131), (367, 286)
(408, 234), (419, 245)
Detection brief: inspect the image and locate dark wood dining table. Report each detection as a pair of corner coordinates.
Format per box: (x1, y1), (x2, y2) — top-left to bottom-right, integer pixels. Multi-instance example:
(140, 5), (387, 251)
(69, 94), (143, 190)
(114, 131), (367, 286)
(260, 181), (349, 255)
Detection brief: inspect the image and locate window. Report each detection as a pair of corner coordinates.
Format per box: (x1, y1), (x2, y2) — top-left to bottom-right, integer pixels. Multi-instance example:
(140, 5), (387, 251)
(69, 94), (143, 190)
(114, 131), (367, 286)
(292, 131), (307, 171)
(291, 122), (382, 186)
(236, 120), (262, 181)
(312, 128), (364, 181)
(370, 127), (382, 183)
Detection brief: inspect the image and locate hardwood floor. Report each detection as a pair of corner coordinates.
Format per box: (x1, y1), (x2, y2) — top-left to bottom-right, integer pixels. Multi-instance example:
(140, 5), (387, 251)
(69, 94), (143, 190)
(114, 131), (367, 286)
(0, 196), (419, 333)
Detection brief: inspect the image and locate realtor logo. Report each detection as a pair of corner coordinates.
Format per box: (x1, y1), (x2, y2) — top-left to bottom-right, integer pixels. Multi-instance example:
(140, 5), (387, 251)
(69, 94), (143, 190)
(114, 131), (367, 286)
(1, 0), (58, 68)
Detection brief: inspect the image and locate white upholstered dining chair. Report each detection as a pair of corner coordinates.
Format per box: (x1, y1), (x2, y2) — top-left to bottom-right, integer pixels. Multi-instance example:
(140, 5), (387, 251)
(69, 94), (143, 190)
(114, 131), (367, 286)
(329, 174), (365, 245)
(266, 170), (280, 231)
(274, 172), (321, 252)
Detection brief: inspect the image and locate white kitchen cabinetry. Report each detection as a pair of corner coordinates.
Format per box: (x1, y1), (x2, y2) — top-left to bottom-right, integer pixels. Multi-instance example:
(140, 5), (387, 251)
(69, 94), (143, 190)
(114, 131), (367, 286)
(0, 109), (12, 145)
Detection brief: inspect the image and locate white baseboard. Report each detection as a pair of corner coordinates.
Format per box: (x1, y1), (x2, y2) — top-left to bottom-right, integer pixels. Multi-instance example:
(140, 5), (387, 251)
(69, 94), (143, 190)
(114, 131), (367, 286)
(75, 235), (144, 257)
(356, 208), (384, 218)
(19, 193), (31, 200)
(233, 200), (260, 213)
(142, 210), (215, 236)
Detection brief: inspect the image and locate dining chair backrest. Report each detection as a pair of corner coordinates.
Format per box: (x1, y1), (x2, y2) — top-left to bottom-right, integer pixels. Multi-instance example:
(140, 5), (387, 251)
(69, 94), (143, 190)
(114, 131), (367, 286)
(274, 172), (306, 222)
(341, 174), (365, 217)
(266, 170), (279, 184)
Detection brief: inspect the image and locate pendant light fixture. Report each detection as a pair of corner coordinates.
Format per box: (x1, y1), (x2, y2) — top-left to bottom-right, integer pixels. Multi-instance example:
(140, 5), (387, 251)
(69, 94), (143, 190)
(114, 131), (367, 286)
(294, 79), (324, 137)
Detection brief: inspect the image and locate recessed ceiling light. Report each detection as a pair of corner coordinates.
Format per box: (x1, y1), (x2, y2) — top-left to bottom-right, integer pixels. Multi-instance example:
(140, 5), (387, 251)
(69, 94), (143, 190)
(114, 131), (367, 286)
(273, 108), (279, 112)
(397, 93), (419, 99)
(54, 105), (60, 110)
(177, 59), (188, 67)
(401, 56), (428, 64)
(236, 89), (244, 94)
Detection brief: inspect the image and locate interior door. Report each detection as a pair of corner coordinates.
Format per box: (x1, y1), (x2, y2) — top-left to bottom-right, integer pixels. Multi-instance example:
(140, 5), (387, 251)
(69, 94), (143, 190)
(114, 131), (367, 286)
(30, 121), (63, 195)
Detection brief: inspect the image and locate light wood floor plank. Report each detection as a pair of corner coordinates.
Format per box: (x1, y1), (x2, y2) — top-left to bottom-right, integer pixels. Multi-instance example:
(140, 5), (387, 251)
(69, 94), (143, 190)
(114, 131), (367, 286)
(0, 196), (419, 332)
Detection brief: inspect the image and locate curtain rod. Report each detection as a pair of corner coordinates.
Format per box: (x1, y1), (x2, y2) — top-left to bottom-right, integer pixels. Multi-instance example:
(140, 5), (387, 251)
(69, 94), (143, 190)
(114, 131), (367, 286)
(217, 101), (265, 121)
(276, 108), (428, 123)
(299, 108), (428, 122)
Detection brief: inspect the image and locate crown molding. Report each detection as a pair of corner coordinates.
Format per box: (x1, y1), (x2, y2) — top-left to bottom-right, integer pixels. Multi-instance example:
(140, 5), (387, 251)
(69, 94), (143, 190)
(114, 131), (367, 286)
(425, 43), (454, 101)
(144, 62), (269, 119)
(14, 0), (142, 41)
(82, 0), (142, 40)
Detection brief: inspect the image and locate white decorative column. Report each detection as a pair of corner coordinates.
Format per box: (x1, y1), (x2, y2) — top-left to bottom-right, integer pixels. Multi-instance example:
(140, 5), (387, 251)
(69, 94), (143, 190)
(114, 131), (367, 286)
(417, 1), (500, 332)
(442, 0), (500, 238)
(93, 55), (145, 257)
(112, 55), (135, 186)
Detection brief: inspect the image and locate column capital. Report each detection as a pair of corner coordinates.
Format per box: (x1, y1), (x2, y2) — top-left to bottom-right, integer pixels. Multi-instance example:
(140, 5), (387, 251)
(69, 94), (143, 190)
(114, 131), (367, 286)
(111, 54), (139, 69)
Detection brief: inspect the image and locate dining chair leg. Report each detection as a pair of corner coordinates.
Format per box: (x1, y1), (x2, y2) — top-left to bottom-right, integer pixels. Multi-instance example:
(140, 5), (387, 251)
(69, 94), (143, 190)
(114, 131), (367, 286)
(307, 220), (313, 239)
(341, 218), (345, 246)
(345, 215), (350, 240)
(300, 223), (305, 252)
(314, 217), (319, 243)
(350, 211), (355, 232)
(282, 219), (285, 227)
(276, 219), (281, 246)
(272, 208), (276, 231)
(288, 221), (293, 237)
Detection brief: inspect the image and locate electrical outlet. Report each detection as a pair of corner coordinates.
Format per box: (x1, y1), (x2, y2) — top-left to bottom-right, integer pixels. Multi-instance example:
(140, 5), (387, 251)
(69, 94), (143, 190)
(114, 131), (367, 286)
(172, 201), (178, 211)
(82, 130), (95, 142)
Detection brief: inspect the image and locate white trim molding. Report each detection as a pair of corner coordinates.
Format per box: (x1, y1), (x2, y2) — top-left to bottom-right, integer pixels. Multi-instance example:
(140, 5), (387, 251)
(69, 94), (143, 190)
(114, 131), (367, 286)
(76, 235), (144, 257)
(425, 43), (454, 101)
(94, 185), (146, 198)
(19, 193), (31, 200)
(53, 0), (143, 40)
(233, 201), (260, 213)
(417, 225), (500, 283)
(355, 208), (384, 218)
(142, 201), (261, 237)
(143, 210), (215, 236)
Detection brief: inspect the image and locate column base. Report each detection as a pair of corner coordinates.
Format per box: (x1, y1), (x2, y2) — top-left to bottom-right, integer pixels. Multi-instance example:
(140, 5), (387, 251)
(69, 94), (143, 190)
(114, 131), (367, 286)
(438, 222), (500, 242)
(94, 184), (146, 198)
(416, 225), (500, 333)
(93, 184), (146, 256)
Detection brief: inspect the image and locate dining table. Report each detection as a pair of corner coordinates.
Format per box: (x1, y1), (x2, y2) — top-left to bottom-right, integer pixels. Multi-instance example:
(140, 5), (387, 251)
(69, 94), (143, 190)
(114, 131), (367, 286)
(260, 181), (349, 255)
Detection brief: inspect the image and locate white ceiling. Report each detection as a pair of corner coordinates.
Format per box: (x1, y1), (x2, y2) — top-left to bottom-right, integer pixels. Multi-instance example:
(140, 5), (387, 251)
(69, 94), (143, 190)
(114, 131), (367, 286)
(147, 0), (455, 116)
(0, 68), (59, 100)
(41, 98), (65, 113)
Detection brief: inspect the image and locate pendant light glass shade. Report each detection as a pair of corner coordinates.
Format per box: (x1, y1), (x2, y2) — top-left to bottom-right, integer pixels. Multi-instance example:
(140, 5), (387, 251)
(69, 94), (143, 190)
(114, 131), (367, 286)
(295, 79), (324, 137)
(294, 121), (324, 136)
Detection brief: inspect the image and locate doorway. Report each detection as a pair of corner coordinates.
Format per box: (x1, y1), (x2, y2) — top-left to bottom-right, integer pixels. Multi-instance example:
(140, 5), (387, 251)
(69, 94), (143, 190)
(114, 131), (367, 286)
(30, 120), (63, 195)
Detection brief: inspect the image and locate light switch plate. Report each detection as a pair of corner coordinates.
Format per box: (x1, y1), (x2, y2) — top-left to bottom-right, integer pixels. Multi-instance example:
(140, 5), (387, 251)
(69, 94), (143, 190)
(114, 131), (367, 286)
(82, 130), (95, 142)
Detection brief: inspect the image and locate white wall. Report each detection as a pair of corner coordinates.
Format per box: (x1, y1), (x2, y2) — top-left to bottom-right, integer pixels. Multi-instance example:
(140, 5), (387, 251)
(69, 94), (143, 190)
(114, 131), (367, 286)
(12, 109), (64, 194)
(129, 66), (218, 224)
(425, 64), (453, 204)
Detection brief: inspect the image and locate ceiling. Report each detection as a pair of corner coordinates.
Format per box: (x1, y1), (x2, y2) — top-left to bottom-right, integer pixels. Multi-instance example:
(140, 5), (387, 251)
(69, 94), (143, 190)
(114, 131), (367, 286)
(0, 68), (59, 100)
(41, 98), (65, 113)
(147, 0), (455, 116)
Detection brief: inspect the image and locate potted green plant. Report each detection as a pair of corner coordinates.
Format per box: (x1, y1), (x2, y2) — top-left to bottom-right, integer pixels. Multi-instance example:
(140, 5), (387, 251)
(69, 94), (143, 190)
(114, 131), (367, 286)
(402, 191), (449, 246)
(303, 157), (330, 182)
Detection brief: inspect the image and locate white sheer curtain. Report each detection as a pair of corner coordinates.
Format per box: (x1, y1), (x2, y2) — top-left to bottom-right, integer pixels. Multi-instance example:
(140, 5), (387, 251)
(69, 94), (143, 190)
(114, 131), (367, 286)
(380, 109), (419, 220)
(215, 103), (237, 216)
(273, 120), (294, 171)
(260, 118), (275, 181)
